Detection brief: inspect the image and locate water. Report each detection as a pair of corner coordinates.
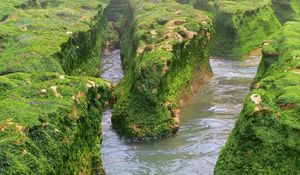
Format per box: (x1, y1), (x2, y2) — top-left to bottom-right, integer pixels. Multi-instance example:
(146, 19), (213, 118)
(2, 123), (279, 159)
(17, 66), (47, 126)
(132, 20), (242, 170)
(101, 50), (260, 175)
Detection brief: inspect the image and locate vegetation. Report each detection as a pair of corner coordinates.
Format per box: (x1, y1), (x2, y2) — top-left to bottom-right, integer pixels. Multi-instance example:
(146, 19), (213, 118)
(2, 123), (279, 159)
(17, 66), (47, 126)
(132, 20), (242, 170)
(0, 0), (111, 76)
(272, 0), (300, 24)
(215, 21), (300, 175)
(191, 0), (282, 59)
(1, 0), (300, 174)
(0, 73), (111, 174)
(112, 0), (213, 140)
(0, 0), (112, 174)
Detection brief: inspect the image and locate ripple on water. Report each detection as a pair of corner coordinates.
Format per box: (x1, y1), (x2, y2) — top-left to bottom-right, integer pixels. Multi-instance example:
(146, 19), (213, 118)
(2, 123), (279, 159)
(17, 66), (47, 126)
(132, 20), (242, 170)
(101, 53), (260, 175)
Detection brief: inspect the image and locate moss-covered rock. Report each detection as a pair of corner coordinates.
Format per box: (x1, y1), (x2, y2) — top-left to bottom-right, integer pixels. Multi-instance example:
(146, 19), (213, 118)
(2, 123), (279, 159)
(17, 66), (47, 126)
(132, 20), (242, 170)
(272, 0), (300, 24)
(193, 0), (281, 59)
(215, 21), (300, 175)
(112, 0), (213, 140)
(0, 0), (111, 76)
(0, 73), (111, 174)
(0, 0), (114, 173)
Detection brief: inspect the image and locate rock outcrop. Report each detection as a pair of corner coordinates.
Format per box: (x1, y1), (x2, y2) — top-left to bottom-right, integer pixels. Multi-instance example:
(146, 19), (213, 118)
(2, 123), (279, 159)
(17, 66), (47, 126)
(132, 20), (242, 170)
(215, 21), (300, 175)
(0, 0), (112, 174)
(112, 0), (213, 140)
(193, 0), (281, 59)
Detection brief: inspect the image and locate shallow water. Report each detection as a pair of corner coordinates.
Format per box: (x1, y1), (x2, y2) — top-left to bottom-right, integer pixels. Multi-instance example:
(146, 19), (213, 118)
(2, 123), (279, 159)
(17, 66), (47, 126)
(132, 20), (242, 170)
(101, 50), (260, 175)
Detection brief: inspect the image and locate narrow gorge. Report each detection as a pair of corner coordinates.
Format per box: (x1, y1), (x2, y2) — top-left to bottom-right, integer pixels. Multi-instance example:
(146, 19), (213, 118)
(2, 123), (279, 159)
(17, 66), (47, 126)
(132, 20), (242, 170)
(0, 0), (299, 174)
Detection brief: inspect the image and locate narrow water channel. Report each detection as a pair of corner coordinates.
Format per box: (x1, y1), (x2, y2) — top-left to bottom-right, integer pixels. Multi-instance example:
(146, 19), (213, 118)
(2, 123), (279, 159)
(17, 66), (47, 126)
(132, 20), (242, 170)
(100, 50), (260, 175)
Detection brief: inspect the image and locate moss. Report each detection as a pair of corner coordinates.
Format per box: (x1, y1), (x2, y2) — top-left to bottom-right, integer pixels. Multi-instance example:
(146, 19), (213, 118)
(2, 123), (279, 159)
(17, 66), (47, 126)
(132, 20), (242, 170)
(215, 21), (300, 174)
(112, 0), (213, 140)
(0, 0), (111, 76)
(272, 0), (300, 24)
(192, 0), (281, 59)
(0, 0), (114, 173)
(0, 72), (111, 174)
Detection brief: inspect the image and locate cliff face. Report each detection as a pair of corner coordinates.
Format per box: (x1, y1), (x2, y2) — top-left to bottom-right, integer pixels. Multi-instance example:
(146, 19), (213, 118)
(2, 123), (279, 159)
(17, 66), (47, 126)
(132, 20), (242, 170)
(0, 0), (112, 174)
(112, 0), (213, 140)
(215, 21), (300, 174)
(193, 0), (281, 59)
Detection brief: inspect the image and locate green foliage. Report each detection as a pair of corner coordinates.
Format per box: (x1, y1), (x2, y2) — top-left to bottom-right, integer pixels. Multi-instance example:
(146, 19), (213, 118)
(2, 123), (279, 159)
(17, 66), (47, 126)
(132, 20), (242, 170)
(215, 21), (300, 175)
(112, 0), (213, 140)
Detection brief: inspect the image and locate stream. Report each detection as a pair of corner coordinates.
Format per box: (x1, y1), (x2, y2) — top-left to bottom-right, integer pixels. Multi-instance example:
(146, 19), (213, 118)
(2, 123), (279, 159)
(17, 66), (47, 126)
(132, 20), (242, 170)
(100, 49), (260, 175)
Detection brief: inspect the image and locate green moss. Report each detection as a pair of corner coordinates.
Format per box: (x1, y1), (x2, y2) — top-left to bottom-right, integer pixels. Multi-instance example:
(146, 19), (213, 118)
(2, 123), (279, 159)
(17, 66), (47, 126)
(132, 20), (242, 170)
(193, 0), (281, 59)
(215, 21), (300, 175)
(112, 0), (213, 140)
(272, 0), (300, 24)
(0, 72), (111, 174)
(0, 0), (110, 76)
(0, 0), (115, 173)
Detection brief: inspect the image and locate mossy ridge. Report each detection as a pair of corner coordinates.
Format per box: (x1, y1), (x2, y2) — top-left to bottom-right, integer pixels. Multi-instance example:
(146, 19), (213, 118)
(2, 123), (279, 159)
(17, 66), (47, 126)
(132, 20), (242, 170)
(215, 21), (300, 174)
(271, 0), (300, 24)
(0, 72), (111, 174)
(112, 0), (212, 140)
(0, 0), (111, 76)
(192, 0), (281, 59)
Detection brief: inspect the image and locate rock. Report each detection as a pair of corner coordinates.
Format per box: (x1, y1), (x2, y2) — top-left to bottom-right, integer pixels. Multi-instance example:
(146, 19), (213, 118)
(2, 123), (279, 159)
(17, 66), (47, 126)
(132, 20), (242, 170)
(50, 86), (63, 98)
(58, 75), (65, 79)
(250, 94), (262, 105)
(171, 109), (180, 118)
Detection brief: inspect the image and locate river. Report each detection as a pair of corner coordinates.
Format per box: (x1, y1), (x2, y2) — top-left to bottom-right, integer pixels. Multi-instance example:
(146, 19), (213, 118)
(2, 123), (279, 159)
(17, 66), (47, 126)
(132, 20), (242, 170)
(100, 49), (260, 175)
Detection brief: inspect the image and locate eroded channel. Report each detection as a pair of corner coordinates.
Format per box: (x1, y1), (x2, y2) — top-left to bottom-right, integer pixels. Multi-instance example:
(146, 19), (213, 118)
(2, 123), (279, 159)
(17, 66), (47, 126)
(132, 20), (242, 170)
(101, 50), (260, 175)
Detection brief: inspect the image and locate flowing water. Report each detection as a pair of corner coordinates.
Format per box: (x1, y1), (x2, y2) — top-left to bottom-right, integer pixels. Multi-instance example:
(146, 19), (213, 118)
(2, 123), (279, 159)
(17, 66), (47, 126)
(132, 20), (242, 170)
(101, 49), (260, 175)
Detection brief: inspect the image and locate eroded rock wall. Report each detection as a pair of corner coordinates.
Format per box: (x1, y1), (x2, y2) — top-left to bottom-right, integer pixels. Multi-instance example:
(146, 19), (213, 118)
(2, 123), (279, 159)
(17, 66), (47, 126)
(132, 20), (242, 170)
(112, 0), (213, 140)
(193, 0), (281, 59)
(0, 0), (113, 174)
(215, 21), (300, 175)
